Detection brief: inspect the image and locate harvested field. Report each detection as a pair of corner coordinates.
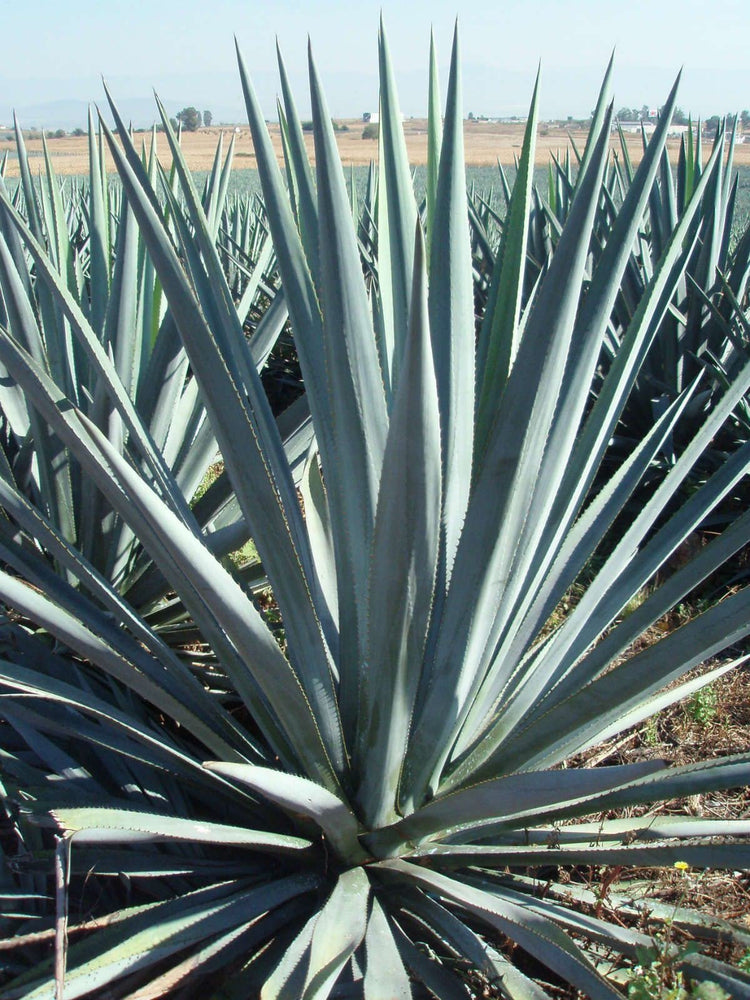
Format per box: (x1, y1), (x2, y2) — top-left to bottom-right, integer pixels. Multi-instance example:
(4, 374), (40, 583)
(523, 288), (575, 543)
(4, 118), (750, 177)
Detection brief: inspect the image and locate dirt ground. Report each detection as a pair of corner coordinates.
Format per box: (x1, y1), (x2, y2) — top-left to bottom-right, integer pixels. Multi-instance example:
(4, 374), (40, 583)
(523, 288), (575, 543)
(4, 119), (749, 177)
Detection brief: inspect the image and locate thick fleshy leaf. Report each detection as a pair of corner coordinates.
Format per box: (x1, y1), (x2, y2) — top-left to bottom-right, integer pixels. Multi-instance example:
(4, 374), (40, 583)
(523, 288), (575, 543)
(372, 761), (664, 851)
(99, 100), (344, 775)
(48, 807), (311, 852)
(403, 92), (614, 809)
(375, 19), (419, 399)
(356, 222), (441, 827)
(203, 763), (365, 864)
(425, 29), (442, 256)
(0, 189), (193, 527)
(363, 896), (412, 1000)
(427, 23), (474, 591)
(380, 861), (622, 1000)
(301, 867), (370, 1000)
(8, 878), (318, 1000)
(307, 43), (389, 737)
(475, 66), (539, 455)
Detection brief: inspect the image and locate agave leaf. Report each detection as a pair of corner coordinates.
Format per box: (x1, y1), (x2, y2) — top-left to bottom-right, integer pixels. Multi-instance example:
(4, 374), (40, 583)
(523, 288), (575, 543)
(150, 95), (263, 395)
(544, 815), (750, 843)
(374, 761), (664, 850)
(83, 188), (143, 574)
(496, 363), (750, 740)
(356, 221), (441, 828)
(0, 660), (253, 789)
(0, 174), (34, 313)
(307, 42), (389, 737)
(0, 330), (319, 775)
(451, 387), (699, 755)
(0, 189), (194, 526)
(122, 919), (258, 1000)
(719, 170), (739, 276)
(276, 43), (319, 280)
(400, 889), (551, 1000)
(680, 954), (750, 998)
(48, 807), (312, 852)
(475, 66), (539, 454)
(159, 376), (214, 498)
(403, 93), (614, 809)
(391, 920), (471, 998)
(0, 562), (241, 762)
(261, 910), (318, 1000)
(236, 42), (332, 443)
(514, 73), (681, 519)
(0, 233), (76, 544)
(299, 449), (339, 639)
(73, 410), (343, 789)
(135, 314), (189, 450)
(550, 749), (750, 825)
(427, 22), (474, 593)
(238, 240), (281, 345)
(8, 877), (318, 1000)
(381, 861), (622, 1000)
(425, 28), (442, 256)
(467, 420), (750, 772)
(576, 52), (613, 189)
(539, 874), (750, 951)
(301, 866), (370, 999)
(375, 18), (419, 399)
(39, 133), (72, 284)
(51, 848), (257, 879)
(87, 107), (110, 333)
(545, 501), (750, 713)
(0, 218), (43, 368)
(478, 74), (681, 674)
(103, 189), (141, 398)
(363, 896), (412, 999)
(421, 841), (750, 871)
(11, 115), (43, 239)
(308, 35), (389, 516)
(209, 132), (236, 240)
(99, 102), (344, 773)
(445, 689), (739, 840)
(502, 593), (749, 772)
(203, 763), (365, 864)
(461, 135), (730, 736)
(1, 702), (102, 798)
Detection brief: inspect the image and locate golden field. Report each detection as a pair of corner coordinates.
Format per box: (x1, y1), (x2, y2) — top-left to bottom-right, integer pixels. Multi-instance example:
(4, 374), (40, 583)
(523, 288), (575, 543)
(4, 118), (749, 177)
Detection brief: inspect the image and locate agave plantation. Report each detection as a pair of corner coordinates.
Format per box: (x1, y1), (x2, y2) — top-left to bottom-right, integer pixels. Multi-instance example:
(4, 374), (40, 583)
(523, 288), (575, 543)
(0, 23), (750, 1000)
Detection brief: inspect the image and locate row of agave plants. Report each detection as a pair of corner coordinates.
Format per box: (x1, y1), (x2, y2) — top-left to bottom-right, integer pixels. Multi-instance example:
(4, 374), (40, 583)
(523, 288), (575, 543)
(474, 95), (750, 504)
(0, 107), (304, 617)
(1, 23), (750, 1000)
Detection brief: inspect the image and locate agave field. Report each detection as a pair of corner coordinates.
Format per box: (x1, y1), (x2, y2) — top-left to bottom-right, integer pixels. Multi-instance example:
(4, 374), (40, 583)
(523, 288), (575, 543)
(1, 22), (750, 1000)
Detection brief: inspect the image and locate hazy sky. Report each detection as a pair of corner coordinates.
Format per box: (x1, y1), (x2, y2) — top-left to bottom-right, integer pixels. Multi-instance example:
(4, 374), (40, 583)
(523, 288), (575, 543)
(2, 0), (748, 124)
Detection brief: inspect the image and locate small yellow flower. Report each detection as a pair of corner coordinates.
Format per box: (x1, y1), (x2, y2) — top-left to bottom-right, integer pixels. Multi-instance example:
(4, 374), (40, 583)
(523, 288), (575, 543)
(674, 861), (690, 871)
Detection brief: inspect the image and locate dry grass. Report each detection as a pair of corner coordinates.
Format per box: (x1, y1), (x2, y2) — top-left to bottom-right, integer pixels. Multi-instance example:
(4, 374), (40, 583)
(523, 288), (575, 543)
(5, 120), (750, 177)
(567, 647), (750, 937)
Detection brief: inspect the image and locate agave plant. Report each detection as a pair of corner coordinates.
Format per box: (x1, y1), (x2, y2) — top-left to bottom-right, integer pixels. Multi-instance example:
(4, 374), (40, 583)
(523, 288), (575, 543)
(0, 114), (304, 626)
(1, 24), (750, 1000)
(479, 98), (750, 515)
(602, 114), (750, 480)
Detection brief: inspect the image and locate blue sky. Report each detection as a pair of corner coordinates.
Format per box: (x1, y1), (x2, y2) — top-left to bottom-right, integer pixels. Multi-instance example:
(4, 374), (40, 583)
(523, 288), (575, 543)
(2, 0), (748, 125)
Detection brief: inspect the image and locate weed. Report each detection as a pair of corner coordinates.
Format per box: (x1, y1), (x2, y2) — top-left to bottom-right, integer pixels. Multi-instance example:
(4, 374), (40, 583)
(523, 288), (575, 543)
(626, 865), (730, 1000)
(643, 714), (661, 746)
(686, 683), (719, 726)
